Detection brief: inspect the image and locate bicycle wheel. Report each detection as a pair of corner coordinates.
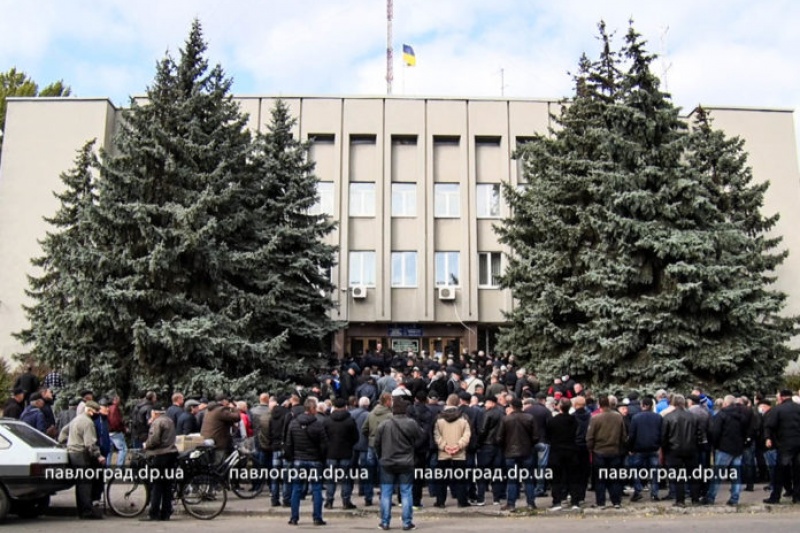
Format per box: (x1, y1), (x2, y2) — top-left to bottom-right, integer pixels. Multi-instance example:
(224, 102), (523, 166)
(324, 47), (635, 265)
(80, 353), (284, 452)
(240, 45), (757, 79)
(105, 477), (150, 518)
(229, 454), (265, 499)
(181, 473), (227, 520)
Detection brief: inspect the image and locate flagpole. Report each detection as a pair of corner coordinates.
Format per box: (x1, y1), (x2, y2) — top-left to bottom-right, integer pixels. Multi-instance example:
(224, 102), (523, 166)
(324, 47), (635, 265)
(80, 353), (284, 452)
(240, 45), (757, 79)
(386, 0), (393, 95)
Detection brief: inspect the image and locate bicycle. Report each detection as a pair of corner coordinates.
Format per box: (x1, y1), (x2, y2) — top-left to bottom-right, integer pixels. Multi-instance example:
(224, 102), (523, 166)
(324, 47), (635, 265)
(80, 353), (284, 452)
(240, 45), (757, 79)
(105, 446), (227, 520)
(224, 443), (267, 499)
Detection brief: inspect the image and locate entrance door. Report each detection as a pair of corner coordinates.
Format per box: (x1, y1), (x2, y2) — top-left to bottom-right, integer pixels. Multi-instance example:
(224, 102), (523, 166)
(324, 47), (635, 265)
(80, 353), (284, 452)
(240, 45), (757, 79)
(350, 337), (383, 358)
(428, 337), (461, 360)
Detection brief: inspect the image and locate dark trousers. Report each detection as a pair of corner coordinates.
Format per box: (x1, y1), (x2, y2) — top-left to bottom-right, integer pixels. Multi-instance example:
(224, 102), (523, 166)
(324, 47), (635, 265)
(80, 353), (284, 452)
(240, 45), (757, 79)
(149, 452), (178, 520)
(412, 452), (428, 506)
(592, 453), (623, 506)
(68, 452), (96, 517)
(435, 459), (467, 505)
(550, 450), (581, 506)
(476, 445), (505, 503)
(665, 453), (699, 504)
(770, 447), (800, 502)
(575, 446), (590, 503)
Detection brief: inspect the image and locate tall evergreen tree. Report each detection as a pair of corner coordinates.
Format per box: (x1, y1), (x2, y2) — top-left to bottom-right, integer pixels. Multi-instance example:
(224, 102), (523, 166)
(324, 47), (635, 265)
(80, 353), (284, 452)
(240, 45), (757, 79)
(498, 22), (798, 393)
(230, 100), (341, 380)
(89, 20), (279, 392)
(15, 141), (126, 394)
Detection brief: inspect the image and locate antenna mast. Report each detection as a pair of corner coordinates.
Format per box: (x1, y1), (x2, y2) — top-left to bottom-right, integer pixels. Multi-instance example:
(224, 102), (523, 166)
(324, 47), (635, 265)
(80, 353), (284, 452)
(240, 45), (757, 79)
(386, 0), (393, 95)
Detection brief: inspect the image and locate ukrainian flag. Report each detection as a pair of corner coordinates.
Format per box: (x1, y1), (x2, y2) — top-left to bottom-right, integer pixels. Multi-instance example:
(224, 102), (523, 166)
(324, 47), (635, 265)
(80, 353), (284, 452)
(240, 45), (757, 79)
(402, 44), (416, 66)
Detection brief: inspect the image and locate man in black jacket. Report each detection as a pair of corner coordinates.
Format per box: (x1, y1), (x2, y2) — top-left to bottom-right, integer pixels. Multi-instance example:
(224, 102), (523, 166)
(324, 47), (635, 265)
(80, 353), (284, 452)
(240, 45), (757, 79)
(547, 398), (580, 510)
(268, 396), (291, 507)
(662, 394), (703, 507)
(763, 389), (800, 504)
(324, 398), (359, 509)
(497, 398), (539, 511)
(704, 395), (748, 506)
(375, 398), (422, 531)
(285, 398), (328, 526)
(2, 388), (25, 419)
(476, 394), (505, 505)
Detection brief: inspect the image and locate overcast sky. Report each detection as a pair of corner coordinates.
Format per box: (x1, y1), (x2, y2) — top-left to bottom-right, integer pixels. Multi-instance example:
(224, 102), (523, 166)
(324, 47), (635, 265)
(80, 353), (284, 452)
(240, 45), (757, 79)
(2, 0), (799, 123)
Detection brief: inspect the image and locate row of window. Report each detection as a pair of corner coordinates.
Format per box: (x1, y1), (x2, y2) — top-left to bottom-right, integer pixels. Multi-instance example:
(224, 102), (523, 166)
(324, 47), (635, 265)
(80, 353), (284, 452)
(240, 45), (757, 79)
(350, 251), (502, 288)
(311, 183), (502, 218)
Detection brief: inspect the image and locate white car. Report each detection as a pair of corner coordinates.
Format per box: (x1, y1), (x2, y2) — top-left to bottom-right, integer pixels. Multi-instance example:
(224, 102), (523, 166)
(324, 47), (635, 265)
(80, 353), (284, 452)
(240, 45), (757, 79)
(0, 418), (73, 521)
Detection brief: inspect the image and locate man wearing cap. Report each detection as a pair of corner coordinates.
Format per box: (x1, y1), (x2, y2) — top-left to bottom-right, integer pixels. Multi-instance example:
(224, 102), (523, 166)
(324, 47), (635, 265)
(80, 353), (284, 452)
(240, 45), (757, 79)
(20, 392), (48, 433)
(141, 407), (179, 521)
(178, 400), (201, 435)
(763, 389), (800, 504)
(476, 394), (506, 505)
(3, 388), (26, 419)
(67, 400), (106, 519)
(76, 389), (94, 417)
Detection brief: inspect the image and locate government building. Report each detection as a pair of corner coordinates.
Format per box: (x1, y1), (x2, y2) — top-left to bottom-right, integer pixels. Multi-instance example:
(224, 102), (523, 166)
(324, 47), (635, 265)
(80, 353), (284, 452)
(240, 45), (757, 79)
(1, 96), (799, 362)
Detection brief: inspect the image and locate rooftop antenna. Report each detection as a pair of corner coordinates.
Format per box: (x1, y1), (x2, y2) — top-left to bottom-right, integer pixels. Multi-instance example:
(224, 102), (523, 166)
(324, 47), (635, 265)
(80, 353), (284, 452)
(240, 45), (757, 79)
(386, 0), (393, 95)
(659, 25), (673, 92)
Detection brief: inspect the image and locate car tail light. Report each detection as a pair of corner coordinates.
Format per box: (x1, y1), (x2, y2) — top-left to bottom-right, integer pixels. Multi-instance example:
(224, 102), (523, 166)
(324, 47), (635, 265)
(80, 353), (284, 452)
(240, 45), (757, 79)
(30, 463), (46, 477)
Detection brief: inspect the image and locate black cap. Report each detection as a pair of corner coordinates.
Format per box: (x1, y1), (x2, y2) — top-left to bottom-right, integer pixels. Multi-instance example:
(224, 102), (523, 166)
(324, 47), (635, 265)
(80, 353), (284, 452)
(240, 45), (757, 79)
(458, 391), (472, 402)
(12, 388), (25, 396)
(780, 389), (794, 398)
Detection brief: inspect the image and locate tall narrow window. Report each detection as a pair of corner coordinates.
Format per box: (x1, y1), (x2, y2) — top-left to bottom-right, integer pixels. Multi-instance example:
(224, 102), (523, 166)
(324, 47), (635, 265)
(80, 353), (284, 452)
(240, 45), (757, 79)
(349, 251), (376, 286)
(476, 183), (501, 218)
(310, 182), (334, 215)
(349, 182), (375, 217)
(434, 183), (460, 218)
(392, 183), (417, 217)
(435, 252), (460, 286)
(391, 251), (418, 287)
(478, 252), (502, 287)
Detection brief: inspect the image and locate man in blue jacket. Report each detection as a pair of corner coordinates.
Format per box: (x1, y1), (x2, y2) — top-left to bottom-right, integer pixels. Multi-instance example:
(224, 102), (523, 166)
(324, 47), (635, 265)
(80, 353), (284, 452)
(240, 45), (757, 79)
(628, 397), (662, 502)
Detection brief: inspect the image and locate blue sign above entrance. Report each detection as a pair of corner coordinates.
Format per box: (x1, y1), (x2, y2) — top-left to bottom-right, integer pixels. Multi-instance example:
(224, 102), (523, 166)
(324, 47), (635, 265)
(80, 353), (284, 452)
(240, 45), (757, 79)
(387, 324), (423, 337)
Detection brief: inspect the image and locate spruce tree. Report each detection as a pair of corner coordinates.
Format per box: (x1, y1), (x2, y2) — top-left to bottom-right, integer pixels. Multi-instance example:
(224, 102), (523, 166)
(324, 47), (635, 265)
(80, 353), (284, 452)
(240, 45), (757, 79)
(229, 100), (341, 381)
(498, 22), (798, 393)
(90, 20), (275, 392)
(15, 141), (129, 395)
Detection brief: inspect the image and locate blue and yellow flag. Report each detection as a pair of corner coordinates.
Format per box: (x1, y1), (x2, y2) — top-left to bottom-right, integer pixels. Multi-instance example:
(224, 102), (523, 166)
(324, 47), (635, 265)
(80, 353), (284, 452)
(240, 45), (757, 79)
(402, 44), (416, 66)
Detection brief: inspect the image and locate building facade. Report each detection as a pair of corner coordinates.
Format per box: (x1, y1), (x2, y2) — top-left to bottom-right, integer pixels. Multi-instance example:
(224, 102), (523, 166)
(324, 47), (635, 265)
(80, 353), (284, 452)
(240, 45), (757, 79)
(1, 96), (799, 363)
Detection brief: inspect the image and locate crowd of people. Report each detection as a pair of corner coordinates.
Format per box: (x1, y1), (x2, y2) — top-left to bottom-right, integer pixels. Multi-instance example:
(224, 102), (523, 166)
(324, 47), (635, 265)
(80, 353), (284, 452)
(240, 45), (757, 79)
(4, 347), (800, 527)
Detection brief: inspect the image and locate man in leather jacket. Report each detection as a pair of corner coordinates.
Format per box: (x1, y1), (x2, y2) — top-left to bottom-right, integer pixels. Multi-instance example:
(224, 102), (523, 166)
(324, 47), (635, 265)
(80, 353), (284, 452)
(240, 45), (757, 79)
(662, 394), (705, 507)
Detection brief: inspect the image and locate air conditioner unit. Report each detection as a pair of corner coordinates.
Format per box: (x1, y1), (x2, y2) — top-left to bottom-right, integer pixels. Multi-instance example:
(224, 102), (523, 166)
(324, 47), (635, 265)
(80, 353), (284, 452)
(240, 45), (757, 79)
(438, 286), (456, 301)
(352, 285), (368, 299)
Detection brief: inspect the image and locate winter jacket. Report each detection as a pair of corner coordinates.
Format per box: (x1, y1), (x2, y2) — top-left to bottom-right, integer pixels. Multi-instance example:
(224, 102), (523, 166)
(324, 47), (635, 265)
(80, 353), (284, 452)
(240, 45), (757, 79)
(496, 410), (538, 459)
(628, 411), (662, 453)
(324, 409), (359, 460)
(478, 405), (505, 448)
(662, 408), (702, 457)
(764, 399), (800, 452)
(434, 407), (471, 460)
(362, 404), (393, 448)
(285, 413), (327, 462)
(709, 405), (748, 456)
(407, 402), (434, 454)
(267, 404), (289, 451)
(526, 403), (552, 443)
(352, 407), (370, 452)
(200, 403), (241, 451)
(177, 411), (200, 436)
(374, 414), (422, 472)
(145, 414), (177, 456)
(355, 382), (378, 405)
(587, 409), (627, 456)
(20, 405), (47, 433)
(574, 407), (591, 448)
(3, 398), (24, 420)
(547, 412), (578, 454)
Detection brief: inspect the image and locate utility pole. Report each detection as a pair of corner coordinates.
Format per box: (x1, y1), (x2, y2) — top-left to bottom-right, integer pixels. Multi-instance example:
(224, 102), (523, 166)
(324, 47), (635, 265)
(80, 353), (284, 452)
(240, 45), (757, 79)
(387, 0), (393, 95)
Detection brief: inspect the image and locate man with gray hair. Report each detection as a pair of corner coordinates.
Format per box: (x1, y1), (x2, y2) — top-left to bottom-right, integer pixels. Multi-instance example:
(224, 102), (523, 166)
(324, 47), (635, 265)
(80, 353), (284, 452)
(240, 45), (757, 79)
(662, 394), (703, 507)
